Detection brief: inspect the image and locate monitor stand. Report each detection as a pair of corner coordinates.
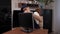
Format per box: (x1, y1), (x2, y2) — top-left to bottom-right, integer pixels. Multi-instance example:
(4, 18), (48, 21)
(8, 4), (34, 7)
(20, 27), (34, 34)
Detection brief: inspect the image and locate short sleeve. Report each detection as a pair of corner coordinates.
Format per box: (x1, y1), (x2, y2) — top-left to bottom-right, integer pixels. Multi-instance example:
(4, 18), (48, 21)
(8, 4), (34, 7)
(34, 12), (40, 16)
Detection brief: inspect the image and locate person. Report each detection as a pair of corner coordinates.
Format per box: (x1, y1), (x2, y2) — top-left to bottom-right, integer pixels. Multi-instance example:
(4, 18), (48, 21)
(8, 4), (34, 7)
(35, 8), (41, 15)
(34, 8), (43, 29)
(20, 4), (42, 30)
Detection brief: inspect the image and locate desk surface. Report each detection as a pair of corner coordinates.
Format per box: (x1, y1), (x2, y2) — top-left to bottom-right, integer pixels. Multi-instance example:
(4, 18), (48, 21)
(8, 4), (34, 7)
(3, 27), (48, 34)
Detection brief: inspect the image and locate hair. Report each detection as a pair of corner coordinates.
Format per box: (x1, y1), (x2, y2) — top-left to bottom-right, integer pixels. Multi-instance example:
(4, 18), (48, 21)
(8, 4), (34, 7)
(21, 4), (28, 12)
(35, 8), (41, 15)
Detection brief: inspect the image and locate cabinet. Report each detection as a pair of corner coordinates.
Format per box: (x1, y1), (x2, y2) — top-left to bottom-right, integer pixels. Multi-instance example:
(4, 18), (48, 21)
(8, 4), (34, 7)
(43, 9), (52, 33)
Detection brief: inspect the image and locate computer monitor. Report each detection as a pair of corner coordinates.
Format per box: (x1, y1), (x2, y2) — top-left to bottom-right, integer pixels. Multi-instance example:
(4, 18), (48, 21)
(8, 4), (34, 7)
(18, 13), (34, 29)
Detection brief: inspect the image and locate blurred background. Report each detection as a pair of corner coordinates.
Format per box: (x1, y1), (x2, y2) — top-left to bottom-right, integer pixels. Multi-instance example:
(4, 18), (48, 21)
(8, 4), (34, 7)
(0, 0), (60, 34)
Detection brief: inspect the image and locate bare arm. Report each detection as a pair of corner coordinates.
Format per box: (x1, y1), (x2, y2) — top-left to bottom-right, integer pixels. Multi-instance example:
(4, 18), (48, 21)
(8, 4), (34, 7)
(33, 14), (42, 23)
(33, 14), (43, 29)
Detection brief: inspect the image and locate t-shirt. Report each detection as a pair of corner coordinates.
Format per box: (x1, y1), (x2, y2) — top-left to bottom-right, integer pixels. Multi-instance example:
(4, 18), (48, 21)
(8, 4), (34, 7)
(34, 12), (40, 24)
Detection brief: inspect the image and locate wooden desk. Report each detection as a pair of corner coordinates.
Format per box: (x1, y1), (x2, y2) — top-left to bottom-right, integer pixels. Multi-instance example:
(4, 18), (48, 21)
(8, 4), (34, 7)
(3, 27), (48, 34)
(30, 29), (48, 34)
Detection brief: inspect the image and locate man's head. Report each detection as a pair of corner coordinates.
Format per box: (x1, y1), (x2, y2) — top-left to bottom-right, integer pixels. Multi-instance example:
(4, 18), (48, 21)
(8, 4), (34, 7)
(21, 4), (30, 12)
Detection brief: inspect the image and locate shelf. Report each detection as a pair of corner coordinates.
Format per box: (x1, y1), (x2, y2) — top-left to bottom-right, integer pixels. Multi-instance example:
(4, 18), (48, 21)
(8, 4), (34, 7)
(18, 3), (39, 9)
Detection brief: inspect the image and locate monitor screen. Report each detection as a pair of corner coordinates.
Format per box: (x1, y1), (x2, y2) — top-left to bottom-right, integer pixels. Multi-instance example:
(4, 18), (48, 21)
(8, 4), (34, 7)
(18, 13), (34, 29)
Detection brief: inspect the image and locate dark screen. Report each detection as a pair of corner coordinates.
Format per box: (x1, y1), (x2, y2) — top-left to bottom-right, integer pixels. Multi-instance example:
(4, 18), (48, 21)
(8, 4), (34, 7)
(18, 13), (33, 28)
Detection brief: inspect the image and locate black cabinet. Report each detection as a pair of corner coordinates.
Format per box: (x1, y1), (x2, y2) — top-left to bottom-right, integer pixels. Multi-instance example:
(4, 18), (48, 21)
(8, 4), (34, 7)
(13, 10), (20, 28)
(0, 0), (11, 10)
(13, 10), (23, 28)
(43, 9), (52, 33)
(0, 0), (11, 33)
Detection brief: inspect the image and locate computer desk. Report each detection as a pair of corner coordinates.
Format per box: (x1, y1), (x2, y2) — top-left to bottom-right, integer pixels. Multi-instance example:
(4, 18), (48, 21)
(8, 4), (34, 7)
(3, 27), (48, 34)
(3, 16), (48, 34)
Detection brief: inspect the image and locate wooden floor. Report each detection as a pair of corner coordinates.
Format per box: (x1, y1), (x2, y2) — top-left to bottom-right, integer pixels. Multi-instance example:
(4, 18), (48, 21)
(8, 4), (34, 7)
(3, 27), (48, 34)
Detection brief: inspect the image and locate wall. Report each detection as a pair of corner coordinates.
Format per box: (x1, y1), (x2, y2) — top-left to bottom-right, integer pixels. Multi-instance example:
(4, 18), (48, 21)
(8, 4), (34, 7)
(53, 0), (60, 34)
(12, 0), (28, 11)
(12, 0), (19, 11)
